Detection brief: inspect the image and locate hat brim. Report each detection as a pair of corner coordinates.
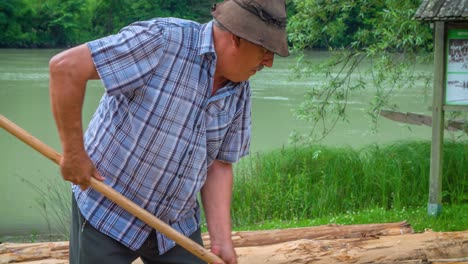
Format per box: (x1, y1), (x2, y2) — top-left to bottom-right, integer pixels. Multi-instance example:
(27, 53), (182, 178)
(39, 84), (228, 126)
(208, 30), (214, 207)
(212, 1), (289, 57)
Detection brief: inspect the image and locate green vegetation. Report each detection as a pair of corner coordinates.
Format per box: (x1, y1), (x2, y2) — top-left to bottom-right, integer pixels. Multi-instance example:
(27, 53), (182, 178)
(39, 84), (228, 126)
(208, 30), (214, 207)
(0, 0), (216, 48)
(288, 0), (437, 142)
(22, 177), (72, 240)
(21, 140), (467, 241)
(230, 141), (467, 232)
(4, 0), (466, 239)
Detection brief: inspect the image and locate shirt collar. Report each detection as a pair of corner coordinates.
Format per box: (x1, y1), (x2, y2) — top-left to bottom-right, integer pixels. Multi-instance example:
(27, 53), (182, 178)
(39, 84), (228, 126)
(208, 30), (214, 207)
(198, 20), (216, 57)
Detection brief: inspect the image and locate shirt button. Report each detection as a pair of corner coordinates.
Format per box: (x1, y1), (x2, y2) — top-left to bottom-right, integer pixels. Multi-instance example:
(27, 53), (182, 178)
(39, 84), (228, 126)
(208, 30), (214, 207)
(178, 174), (183, 178)
(188, 150), (193, 155)
(196, 124), (201, 130)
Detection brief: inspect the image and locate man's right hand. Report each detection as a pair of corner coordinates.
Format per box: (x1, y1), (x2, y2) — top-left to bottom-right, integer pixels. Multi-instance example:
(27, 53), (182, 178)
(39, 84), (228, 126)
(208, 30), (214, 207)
(60, 149), (105, 190)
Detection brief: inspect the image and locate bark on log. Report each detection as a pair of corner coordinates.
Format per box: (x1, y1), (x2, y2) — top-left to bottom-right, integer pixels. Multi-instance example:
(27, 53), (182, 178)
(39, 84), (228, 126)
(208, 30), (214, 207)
(235, 230), (468, 264)
(204, 221), (413, 248)
(0, 242), (68, 264)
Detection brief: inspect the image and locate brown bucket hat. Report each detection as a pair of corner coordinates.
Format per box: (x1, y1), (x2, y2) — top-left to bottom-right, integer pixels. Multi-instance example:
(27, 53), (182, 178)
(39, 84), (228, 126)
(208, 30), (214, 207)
(211, 0), (289, 57)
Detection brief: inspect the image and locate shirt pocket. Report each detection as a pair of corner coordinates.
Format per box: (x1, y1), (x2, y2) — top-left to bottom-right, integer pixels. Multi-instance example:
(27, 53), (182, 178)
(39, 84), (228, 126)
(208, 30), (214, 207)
(205, 100), (235, 161)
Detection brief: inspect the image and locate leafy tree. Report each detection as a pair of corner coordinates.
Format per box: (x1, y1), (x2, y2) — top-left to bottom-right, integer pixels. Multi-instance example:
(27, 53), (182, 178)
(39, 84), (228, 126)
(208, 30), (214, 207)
(90, 0), (215, 37)
(288, 0), (434, 143)
(0, 0), (35, 47)
(36, 0), (86, 46)
(0, 0), (219, 47)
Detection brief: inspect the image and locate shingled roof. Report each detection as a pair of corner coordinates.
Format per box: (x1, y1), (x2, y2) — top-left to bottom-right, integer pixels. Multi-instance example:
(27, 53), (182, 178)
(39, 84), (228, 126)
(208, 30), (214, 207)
(415, 0), (468, 21)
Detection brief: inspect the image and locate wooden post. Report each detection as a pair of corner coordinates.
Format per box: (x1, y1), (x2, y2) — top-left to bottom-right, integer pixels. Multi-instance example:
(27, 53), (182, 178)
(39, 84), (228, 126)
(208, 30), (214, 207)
(428, 21), (446, 216)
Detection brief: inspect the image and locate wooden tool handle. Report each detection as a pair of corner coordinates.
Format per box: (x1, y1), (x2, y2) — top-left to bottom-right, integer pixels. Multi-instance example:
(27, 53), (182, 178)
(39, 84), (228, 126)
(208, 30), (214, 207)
(0, 114), (224, 264)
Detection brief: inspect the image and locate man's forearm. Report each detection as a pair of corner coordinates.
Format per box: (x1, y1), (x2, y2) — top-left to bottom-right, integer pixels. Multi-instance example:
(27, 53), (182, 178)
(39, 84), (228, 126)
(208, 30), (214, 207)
(49, 44), (98, 154)
(49, 44), (104, 189)
(201, 160), (234, 245)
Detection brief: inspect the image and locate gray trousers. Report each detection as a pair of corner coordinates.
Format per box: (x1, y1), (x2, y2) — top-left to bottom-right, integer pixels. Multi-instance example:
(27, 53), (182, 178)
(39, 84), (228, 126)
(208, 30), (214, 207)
(70, 196), (206, 264)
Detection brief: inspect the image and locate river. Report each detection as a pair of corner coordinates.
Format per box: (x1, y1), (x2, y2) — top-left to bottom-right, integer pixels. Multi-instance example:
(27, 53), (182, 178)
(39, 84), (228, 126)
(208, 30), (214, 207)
(0, 49), (435, 239)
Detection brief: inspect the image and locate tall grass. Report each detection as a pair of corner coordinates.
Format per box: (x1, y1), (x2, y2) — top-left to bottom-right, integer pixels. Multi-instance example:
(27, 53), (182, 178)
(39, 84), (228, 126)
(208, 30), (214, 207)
(24, 140), (466, 240)
(231, 140), (467, 228)
(23, 177), (72, 240)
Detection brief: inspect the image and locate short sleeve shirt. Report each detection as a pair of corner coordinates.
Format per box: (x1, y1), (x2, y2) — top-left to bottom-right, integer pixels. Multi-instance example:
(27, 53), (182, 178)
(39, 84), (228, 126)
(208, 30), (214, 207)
(73, 18), (251, 254)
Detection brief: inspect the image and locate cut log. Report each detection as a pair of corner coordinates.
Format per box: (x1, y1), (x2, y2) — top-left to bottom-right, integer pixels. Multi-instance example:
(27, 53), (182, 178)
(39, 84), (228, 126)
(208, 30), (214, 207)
(0, 242), (68, 264)
(204, 220), (413, 248)
(235, 230), (468, 264)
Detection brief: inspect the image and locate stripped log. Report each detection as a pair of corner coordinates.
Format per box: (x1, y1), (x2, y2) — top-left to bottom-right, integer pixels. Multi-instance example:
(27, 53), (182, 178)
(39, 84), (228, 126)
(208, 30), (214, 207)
(235, 230), (468, 264)
(204, 221), (413, 248)
(0, 242), (68, 264)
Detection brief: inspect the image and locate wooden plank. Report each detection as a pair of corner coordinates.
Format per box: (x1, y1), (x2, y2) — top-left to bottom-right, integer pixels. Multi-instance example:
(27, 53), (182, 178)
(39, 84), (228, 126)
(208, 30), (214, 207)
(437, 0), (449, 18)
(463, 0), (468, 18)
(415, 0), (431, 19)
(428, 21), (446, 216)
(452, 0), (467, 17)
(415, 0), (468, 20)
(421, 0), (445, 19)
(439, 0), (462, 18)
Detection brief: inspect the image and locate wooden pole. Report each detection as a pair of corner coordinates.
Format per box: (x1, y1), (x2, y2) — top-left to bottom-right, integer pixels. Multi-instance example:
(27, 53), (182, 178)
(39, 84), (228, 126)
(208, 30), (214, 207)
(428, 21), (446, 216)
(0, 114), (224, 264)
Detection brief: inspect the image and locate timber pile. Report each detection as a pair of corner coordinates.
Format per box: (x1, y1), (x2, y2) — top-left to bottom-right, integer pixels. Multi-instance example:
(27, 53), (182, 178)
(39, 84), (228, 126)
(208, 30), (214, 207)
(1, 221), (467, 264)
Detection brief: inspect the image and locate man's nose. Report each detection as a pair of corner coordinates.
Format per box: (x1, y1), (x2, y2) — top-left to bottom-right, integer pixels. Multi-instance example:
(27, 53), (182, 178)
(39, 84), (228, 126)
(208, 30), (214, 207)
(262, 51), (274, 67)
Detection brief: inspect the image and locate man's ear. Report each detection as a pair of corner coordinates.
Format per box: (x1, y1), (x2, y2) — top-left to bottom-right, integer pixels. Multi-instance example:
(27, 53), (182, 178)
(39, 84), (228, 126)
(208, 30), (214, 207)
(230, 34), (241, 49)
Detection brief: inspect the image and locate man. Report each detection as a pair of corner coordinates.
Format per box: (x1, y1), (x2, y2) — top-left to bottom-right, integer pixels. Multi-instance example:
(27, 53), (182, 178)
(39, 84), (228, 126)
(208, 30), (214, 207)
(49, 0), (288, 263)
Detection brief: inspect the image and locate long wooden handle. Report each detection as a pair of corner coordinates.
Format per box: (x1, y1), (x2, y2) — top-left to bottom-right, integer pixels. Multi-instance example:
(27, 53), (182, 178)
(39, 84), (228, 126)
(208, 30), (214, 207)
(0, 114), (224, 264)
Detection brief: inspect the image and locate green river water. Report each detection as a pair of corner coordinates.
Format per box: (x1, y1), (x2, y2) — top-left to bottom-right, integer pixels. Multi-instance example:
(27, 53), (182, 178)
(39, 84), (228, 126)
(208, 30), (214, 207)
(0, 49), (436, 239)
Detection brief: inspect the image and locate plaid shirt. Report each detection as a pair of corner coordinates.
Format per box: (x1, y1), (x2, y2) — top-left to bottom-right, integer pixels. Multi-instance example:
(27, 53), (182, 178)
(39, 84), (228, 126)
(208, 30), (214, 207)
(73, 18), (251, 254)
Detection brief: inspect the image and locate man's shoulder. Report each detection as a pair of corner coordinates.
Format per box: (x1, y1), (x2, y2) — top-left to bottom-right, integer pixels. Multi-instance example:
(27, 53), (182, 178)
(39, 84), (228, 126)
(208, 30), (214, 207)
(123, 18), (202, 36)
(153, 18), (208, 51)
(144, 17), (202, 31)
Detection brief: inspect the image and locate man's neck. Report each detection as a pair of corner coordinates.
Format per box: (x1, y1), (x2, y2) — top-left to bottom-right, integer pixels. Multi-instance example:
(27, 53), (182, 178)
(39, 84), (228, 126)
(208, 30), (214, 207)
(212, 74), (228, 95)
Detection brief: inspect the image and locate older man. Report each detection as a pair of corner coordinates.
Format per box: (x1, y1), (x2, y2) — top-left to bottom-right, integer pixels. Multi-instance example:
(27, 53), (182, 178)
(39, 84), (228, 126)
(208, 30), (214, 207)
(49, 0), (288, 263)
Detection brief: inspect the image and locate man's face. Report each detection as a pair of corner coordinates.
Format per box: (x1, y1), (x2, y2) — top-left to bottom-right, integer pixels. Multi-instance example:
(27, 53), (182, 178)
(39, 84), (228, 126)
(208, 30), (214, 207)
(227, 37), (274, 82)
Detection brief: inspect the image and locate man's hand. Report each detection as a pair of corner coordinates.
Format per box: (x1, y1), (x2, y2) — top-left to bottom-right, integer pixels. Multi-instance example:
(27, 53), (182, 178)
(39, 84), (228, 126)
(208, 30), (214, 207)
(201, 160), (237, 264)
(61, 148), (105, 190)
(211, 241), (237, 264)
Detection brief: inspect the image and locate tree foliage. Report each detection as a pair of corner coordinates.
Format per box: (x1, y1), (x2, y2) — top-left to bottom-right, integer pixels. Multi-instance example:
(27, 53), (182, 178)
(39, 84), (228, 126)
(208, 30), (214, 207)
(0, 0), (217, 48)
(288, 0), (435, 143)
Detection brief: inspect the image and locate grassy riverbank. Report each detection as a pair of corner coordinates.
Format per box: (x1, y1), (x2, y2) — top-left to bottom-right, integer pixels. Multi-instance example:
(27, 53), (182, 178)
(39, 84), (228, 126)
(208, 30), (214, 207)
(230, 140), (467, 232)
(2, 140), (466, 243)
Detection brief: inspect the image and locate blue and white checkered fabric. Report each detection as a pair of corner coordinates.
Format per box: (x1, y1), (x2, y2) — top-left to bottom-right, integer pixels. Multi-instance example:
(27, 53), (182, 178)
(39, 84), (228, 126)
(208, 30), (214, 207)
(73, 18), (251, 254)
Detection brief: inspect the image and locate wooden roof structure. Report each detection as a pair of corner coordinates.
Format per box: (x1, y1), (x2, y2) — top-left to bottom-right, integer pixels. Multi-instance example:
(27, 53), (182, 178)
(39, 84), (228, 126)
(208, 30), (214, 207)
(415, 0), (468, 21)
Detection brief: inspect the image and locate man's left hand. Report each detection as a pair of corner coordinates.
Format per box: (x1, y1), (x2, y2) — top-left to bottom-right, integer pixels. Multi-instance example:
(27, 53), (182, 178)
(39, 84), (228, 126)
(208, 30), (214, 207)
(211, 242), (237, 264)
